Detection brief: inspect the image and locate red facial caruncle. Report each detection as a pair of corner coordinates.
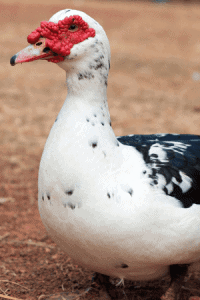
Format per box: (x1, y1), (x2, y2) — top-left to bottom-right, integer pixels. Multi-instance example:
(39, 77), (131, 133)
(27, 15), (96, 63)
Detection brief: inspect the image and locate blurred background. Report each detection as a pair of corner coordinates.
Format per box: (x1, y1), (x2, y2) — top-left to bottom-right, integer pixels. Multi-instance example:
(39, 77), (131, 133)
(1, 0), (200, 299)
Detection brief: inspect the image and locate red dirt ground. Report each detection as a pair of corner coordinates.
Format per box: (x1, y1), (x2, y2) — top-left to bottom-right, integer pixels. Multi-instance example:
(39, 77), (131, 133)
(1, 0), (200, 299)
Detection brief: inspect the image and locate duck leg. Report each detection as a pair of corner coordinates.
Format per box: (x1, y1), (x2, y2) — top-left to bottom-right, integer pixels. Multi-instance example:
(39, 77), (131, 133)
(169, 264), (190, 300)
(93, 272), (123, 299)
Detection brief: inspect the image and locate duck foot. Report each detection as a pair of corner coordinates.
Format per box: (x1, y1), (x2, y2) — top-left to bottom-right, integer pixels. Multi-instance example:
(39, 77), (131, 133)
(93, 272), (124, 299)
(169, 264), (190, 300)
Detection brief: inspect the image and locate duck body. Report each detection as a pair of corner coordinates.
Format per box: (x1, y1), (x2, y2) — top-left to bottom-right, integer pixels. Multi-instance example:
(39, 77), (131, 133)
(38, 102), (200, 281)
(10, 8), (200, 297)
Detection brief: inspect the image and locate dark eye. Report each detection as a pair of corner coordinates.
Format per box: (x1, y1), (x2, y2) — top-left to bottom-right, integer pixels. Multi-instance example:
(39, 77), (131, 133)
(68, 24), (78, 32)
(43, 47), (50, 53)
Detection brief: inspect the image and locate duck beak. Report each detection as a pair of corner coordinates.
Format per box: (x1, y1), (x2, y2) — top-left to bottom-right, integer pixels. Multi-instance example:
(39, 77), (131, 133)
(10, 38), (55, 66)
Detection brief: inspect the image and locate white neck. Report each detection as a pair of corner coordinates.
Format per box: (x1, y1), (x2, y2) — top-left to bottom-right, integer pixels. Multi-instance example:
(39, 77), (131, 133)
(66, 70), (107, 102)
(53, 35), (117, 147)
(54, 67), (118, 151)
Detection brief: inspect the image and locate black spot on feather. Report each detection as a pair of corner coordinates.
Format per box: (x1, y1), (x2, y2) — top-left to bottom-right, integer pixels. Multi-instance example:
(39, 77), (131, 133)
(128, 189), (133, 196)
(78, 72), (94, 80)
(68, 203), (76, 210)
(65, 190), (74, 196)
(95, 62), (103, 70)
(92, 143), (97, 148)
(78, 73), (84, 80)
(121, 263), (129, 269)
(116, 141), (120, 147)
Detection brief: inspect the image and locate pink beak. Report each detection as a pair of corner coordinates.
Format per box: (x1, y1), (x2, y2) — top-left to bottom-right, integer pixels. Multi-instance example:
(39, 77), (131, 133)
(10, 38), (56, 66)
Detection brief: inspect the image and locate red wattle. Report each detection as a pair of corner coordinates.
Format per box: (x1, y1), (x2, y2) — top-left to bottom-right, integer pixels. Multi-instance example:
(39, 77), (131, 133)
(28, 29), (41, 44)
(27, 15), (96, 62)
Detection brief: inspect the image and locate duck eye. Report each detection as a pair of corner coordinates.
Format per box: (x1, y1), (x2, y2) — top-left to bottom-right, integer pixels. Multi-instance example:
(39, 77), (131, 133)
(69, 24), (78, 32)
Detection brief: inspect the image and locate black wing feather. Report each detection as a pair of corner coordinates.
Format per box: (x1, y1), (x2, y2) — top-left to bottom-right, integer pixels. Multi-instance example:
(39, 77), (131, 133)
(117, 134), (200, 208)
